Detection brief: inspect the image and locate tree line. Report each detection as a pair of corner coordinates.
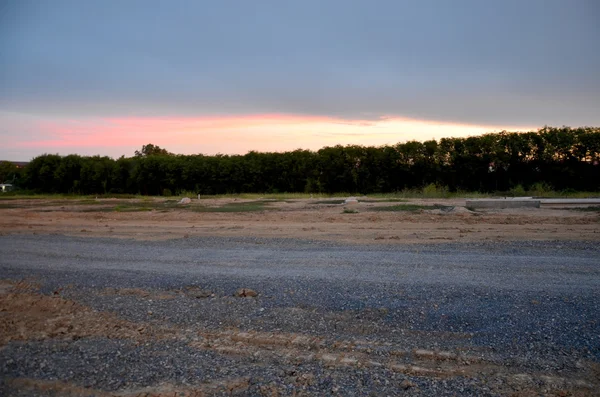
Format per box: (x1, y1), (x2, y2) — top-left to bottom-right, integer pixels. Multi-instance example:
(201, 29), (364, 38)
(6, 126), (600, 195)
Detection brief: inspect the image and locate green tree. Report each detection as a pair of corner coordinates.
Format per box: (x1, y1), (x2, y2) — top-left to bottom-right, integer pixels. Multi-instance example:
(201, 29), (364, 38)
(0, 161), (21, 184)
(134, 144), (173, 157)
(23, 154), (62, 192)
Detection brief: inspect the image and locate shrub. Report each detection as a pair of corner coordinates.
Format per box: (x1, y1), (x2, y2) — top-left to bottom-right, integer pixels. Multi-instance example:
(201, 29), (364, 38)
(528, 182), (552, 197)
(509, 184), (527, 197)
(422, 184), (449, 198)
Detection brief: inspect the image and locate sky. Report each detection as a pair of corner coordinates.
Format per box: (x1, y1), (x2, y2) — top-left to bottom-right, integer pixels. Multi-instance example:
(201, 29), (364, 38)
(1, 0), (599, 161)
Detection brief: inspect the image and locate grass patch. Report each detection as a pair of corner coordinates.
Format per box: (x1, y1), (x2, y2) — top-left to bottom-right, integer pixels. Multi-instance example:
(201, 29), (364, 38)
(0, 193), (145, 200)
(313, 200), (346, 205)
(369, 186), (490, 199)
(114, 205), (153, 212)
(5, 189), (599, 201)
(0, 197), (273, 213)
(359, 198), (407, 203)
(370, 204), (452, 212)
(0, 199), (109, 210)
(191, 201), (270, 212)
(342, 208), (359, 214)
(531, 192), (600, 198)
(196, 192), (360, 200)
(569, 206), (600, 212)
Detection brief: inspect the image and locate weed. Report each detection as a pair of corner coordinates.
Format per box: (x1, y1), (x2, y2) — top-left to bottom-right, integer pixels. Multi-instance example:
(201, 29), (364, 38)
(176, 190), (199, 198)
(342, 208), (359, 214)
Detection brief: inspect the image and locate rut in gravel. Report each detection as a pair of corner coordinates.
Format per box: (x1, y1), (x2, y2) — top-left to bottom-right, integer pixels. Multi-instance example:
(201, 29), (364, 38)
(2, 280), (598, 397)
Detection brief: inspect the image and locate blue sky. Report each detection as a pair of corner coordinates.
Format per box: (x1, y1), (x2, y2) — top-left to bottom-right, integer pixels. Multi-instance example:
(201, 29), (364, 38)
(1, 0), (599, 160)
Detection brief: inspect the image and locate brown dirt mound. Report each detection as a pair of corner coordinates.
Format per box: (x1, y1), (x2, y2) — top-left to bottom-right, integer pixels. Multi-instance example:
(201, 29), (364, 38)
(0, 280), (161, 345)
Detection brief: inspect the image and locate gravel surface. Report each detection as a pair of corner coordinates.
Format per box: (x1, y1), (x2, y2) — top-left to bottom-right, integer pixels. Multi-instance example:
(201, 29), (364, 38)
(1, 234), (599, 396)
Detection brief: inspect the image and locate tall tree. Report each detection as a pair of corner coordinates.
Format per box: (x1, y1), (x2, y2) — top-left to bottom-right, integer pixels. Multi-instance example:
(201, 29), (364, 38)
(134, 144), (173, 157)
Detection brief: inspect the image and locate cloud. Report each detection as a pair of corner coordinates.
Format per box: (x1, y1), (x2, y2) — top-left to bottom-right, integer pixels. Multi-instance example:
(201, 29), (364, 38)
(0, 0), (598, 162)
(2, 111), (536, 160)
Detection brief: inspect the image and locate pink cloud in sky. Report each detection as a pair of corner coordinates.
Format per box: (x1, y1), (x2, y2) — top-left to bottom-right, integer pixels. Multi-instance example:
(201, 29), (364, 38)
(2, 112), (538, 159)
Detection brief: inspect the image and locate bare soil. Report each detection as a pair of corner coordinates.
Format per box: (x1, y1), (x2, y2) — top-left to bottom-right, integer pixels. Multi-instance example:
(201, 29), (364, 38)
(2, 280), (598, 397)
(0, 197), (598, 244)
(1, 198), (599, 396)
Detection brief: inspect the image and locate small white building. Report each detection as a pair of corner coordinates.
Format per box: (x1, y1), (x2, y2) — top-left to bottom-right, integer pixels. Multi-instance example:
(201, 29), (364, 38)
(0, 184), (13, 192)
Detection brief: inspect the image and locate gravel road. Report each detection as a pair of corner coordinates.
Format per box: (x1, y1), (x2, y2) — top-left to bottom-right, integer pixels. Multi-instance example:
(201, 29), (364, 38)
(1, 234), (599, 396)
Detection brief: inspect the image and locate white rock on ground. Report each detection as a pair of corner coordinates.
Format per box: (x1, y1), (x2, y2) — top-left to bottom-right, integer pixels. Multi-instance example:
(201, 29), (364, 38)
(178, 197), (192, 205)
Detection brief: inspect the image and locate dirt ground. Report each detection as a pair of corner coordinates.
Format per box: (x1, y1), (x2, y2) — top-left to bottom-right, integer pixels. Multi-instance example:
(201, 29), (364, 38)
(0, 197), (598, 244)
(2, 279), (598, 397)
(1, 198), (599, 396)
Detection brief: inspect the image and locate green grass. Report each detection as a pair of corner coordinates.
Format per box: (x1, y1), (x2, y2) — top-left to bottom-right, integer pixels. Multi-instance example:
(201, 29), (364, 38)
(197, 193), (306, 200)
(195, 192), (362, 200)
(0, 198), (108, 209)
(0, 196), (274, 213)
(358, 198), (407, 203)
(2, 188), (599, 202)
(569, 206), (600, 212)
(191, 201), (269, 212)
(313, 200), (346, 205)
(77, 201), (157, 212)
(113, 204), (153, 212)
(342, 208), (359, 214)
(0, 193), (143, 200)
(109, 200), (271, 213)
(313, 198), (408, 204)
(370, 204), (452, 212)
(0, 193), (83, 200)
(84, 200), (271, 213)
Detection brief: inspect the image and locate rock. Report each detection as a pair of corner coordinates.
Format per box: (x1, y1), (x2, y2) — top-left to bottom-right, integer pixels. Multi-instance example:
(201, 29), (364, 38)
(183, 286), (212, 298)
(401, 379), (416, 390)
(178, 197), (192, 205)
(344, 197), (359, 204)
(234, 288), (258, 298)
(191, 291), (212, 299)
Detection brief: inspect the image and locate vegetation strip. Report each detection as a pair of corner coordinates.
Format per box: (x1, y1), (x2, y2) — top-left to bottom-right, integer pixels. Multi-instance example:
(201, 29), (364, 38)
(2, 127), (599, 196)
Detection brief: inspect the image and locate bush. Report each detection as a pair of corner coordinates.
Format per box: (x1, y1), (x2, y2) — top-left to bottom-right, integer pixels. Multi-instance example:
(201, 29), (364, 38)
(422, 184), (449, 198)
(528, 182), (552, 197)
(509, 184), (527, 197)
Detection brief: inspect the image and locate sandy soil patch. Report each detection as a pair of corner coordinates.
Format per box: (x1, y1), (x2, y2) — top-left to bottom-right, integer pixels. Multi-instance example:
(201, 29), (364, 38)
(0, 197), (598, 244)
(0, 280), (162, 345)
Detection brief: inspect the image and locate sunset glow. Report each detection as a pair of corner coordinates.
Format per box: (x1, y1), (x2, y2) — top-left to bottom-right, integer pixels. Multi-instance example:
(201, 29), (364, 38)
(1, 1), (596, 161)
(3, 112), (536, 159)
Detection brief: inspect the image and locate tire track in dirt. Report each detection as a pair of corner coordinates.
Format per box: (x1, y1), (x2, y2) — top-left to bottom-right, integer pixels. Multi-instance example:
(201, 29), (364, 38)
(3, 280), (597, 396)
(190, 328), (598, 396)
